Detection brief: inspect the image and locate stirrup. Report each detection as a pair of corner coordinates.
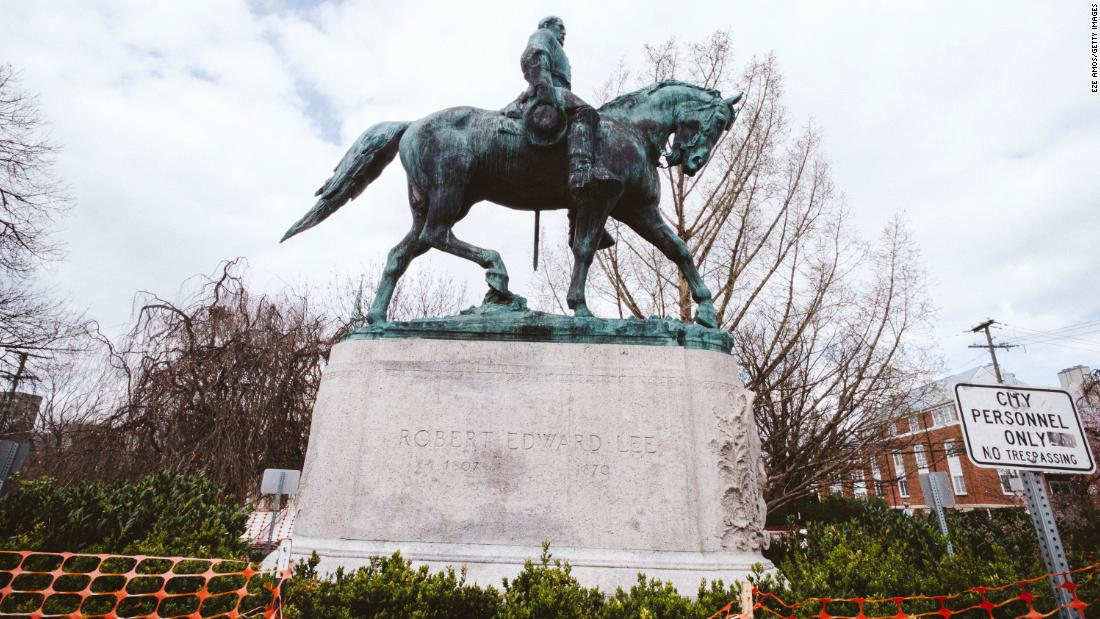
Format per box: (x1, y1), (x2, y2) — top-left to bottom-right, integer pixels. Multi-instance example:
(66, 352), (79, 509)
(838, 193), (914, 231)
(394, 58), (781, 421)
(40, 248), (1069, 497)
(572, 169), (621, 201)
(568, 163), (593, 193)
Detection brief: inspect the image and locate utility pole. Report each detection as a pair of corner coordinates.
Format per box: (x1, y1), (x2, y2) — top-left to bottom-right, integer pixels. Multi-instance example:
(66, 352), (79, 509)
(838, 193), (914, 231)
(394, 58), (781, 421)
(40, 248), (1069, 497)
(967, 319), (1016, 382)
(969, 320), (1074, 618)
(0, 351), (29, 435)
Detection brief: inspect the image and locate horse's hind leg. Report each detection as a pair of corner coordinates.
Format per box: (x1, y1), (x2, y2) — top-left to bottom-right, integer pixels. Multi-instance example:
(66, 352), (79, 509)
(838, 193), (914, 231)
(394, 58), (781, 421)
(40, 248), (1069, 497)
(615, 204), (718, 328)
(366, 184), (430, 323)
(418, 186), (514, 303)
(566, 197), (617, 317)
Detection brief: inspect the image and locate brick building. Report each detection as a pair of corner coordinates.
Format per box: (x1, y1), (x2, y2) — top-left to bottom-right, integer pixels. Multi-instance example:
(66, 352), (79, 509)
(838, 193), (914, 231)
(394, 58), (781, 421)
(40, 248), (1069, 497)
(1046, 364), (1099, 505)
(0, 391), (41, 438)
(844, 364), (1100, 513)
(840, 365), (1028, 513)
(821, 364), (1099, 515)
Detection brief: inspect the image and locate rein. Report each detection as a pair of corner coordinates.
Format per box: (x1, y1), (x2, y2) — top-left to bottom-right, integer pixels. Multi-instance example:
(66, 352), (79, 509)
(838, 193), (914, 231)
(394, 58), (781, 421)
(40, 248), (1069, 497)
(658, 101), (726, 169)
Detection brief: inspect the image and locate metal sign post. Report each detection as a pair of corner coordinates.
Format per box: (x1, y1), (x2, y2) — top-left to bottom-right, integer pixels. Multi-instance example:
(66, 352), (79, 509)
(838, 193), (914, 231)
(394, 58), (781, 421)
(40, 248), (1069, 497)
(267, 480), (283, 555)
(962, 320), (1095, 619)
(1019, 469), (1074, 612)
(918, 472), (955, 556)
(260, 469), (301, 555)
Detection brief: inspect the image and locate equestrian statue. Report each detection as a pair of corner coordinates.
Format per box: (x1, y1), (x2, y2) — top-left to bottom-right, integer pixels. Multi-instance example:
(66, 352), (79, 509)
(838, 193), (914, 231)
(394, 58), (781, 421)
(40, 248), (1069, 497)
(281, 16), (742, 329)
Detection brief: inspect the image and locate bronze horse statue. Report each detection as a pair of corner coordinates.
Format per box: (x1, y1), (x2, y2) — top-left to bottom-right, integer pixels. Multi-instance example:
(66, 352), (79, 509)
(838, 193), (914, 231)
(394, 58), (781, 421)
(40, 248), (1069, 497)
(281, 80), (742, 328)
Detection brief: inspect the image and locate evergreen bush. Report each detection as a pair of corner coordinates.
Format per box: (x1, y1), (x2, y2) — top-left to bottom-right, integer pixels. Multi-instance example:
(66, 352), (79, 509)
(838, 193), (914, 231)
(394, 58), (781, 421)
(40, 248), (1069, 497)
(4, 475), (1096, 618)
(282, 543), (747, 619)
(0, 472), (249, 558)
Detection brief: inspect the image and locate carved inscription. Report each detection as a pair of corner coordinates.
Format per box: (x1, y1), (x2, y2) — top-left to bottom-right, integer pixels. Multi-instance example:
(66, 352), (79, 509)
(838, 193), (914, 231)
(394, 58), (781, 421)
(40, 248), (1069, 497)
(400, 428), (659, 455)
(413, 458), (486, 473)
(506, 432), (602, 451)
(578, 463), (611, 478)
(400, 428), (658, 480)
(400, 429), (493, 451)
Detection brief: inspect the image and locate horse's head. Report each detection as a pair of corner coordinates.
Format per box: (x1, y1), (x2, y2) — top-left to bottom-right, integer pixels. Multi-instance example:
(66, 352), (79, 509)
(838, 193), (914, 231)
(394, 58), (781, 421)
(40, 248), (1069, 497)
(600, 81), (745, 176)
(668, 91), (743, 176)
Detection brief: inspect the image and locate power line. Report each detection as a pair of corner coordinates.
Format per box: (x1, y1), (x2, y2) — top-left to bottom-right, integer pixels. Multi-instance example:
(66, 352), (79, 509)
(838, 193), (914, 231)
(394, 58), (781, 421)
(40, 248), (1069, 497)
(1018, 340), (1100, 356)
(1004, 319), (1100, 346)
(1010, 317), (1100, 337)
(992, 319), (1100, 356)
(1012, 327), (1100, 346)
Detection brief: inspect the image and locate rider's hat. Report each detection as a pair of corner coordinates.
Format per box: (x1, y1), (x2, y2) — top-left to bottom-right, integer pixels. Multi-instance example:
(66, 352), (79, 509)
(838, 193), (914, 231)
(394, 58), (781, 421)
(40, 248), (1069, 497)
(524, 99), (568, 148)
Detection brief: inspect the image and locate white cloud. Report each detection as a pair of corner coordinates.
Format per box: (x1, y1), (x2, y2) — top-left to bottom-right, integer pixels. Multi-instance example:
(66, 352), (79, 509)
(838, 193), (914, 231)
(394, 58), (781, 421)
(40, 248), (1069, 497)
(3, 0), (1097, 385)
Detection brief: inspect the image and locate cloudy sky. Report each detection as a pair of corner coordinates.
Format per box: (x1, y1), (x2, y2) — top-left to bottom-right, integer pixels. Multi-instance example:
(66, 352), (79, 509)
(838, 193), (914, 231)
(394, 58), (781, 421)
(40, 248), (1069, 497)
(3, 0), (1098, 387)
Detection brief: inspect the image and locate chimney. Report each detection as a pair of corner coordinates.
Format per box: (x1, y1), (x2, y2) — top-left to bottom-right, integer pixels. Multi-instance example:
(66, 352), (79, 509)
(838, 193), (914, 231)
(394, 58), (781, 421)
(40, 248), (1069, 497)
(1058, 365), (1091, 395)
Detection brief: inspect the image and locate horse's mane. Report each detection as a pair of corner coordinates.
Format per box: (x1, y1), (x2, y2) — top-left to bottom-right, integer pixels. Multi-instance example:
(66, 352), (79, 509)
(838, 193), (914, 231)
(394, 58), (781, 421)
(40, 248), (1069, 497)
(600, 79), (722, 112)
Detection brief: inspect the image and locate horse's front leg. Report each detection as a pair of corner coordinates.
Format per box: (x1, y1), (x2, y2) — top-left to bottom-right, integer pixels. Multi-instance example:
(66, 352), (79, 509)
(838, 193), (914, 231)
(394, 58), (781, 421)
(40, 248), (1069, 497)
(566, 199), (615, 318)
(566, 259), (593, 318)
(616, 203), (719, 328)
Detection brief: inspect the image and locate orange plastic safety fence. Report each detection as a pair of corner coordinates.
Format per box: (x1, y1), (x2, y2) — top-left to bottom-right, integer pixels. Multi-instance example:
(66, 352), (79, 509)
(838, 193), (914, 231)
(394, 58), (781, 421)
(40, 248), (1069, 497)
(0, 550), (290, 619)
(707, 563), (1100, 619)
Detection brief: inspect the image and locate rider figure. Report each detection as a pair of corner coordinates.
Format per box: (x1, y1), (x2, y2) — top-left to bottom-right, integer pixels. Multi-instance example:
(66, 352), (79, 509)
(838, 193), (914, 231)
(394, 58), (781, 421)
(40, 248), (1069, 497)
(507, 16), (617, 250)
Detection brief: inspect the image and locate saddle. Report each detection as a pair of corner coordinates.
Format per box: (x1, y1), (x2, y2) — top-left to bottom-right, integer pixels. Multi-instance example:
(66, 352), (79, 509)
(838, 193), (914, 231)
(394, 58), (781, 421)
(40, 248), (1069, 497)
(501, 94), (567, 148)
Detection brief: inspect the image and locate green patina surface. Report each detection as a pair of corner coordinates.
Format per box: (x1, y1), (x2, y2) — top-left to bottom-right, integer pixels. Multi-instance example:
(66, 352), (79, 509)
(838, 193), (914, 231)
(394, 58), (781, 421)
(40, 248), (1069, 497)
(280, 16), (744, 331)
(345, 297), (733, 354)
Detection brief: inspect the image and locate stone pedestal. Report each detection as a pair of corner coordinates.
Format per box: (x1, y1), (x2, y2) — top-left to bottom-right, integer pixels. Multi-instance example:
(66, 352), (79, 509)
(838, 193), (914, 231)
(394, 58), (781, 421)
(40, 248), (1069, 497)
(292, 325), (769, 593)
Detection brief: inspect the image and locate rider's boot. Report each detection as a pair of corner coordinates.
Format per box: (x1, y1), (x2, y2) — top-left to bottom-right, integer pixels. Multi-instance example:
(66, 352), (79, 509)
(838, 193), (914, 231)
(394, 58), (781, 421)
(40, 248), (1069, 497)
(567, 106), (619, 251)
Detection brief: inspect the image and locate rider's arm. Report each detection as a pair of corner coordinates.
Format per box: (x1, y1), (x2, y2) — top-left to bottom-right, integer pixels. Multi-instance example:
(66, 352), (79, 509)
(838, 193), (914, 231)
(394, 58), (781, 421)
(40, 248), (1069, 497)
(520, 37), (562, 107)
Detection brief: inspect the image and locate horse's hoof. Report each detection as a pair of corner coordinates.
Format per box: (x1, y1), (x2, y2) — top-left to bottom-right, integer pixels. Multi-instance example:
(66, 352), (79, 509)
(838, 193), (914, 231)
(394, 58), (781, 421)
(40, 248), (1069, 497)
(484, 289), (516, 305)
(573, 305), (594, 319)
(365, 311), (386, 325)
(694, 306), (718, 329)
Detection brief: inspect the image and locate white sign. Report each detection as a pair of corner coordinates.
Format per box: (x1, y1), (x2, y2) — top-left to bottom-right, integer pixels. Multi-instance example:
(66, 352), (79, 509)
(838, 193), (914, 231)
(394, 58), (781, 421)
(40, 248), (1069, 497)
(918, 471), (955, 508)
(261, 468), (301, 495)
(955, 383), (1096, 474)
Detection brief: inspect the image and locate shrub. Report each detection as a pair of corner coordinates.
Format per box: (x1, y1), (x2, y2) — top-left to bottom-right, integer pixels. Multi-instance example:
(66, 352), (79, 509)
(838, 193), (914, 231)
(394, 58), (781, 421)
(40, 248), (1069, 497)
(765, 494), (875, 527)
(281, 552), (500, 619)
(0, 471), (249, 558)
(758, 498), (1053, 610)
(282, 543), (753, 619)
(498, 542), (604, 618)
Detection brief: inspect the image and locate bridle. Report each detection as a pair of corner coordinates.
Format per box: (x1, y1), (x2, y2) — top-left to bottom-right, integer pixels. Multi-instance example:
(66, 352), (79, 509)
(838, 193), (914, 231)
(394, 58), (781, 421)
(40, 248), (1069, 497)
(659, 101), (729, 169)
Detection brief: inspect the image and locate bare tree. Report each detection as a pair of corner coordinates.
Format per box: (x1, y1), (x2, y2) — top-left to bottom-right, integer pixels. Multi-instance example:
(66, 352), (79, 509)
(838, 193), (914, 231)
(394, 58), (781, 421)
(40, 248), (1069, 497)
(538, 34), (935, 510)
(31, 260), (334, 497)
(0, 65), (65, 274)
(0, 65), (81, 390)
(1059, 372), (1100, 507)
(29, 257), (472, 494)
(1079, 375), (1100, 499)
(337, 261), (472, 327)
(21, 340), (115, 469)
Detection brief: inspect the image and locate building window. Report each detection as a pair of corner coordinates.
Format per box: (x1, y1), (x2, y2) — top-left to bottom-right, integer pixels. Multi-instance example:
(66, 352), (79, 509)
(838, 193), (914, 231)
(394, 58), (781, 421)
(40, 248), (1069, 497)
(932, 406), (957, 427)
(914, 444), (929, 473)
(1048, 480), (1076, 496)
(910, 414), (926, 431)
(870, 459), (884, 496)
(893, 451), (909, 497)
(998, 468), (1020, 494)
(852, 469), (867, 497)
(829, 482), (842, 496)
(1045, 432), (1076, 448)
(944, 440), (967, 495)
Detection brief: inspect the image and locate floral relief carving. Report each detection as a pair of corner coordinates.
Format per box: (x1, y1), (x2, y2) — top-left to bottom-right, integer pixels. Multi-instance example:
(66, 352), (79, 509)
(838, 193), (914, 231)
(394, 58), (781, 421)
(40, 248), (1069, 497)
(709, 389), (768, 551)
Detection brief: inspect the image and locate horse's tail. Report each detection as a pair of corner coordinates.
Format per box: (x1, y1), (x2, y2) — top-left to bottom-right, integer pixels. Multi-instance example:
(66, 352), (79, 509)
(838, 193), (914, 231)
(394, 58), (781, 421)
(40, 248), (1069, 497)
(280, 120), (410, 242)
